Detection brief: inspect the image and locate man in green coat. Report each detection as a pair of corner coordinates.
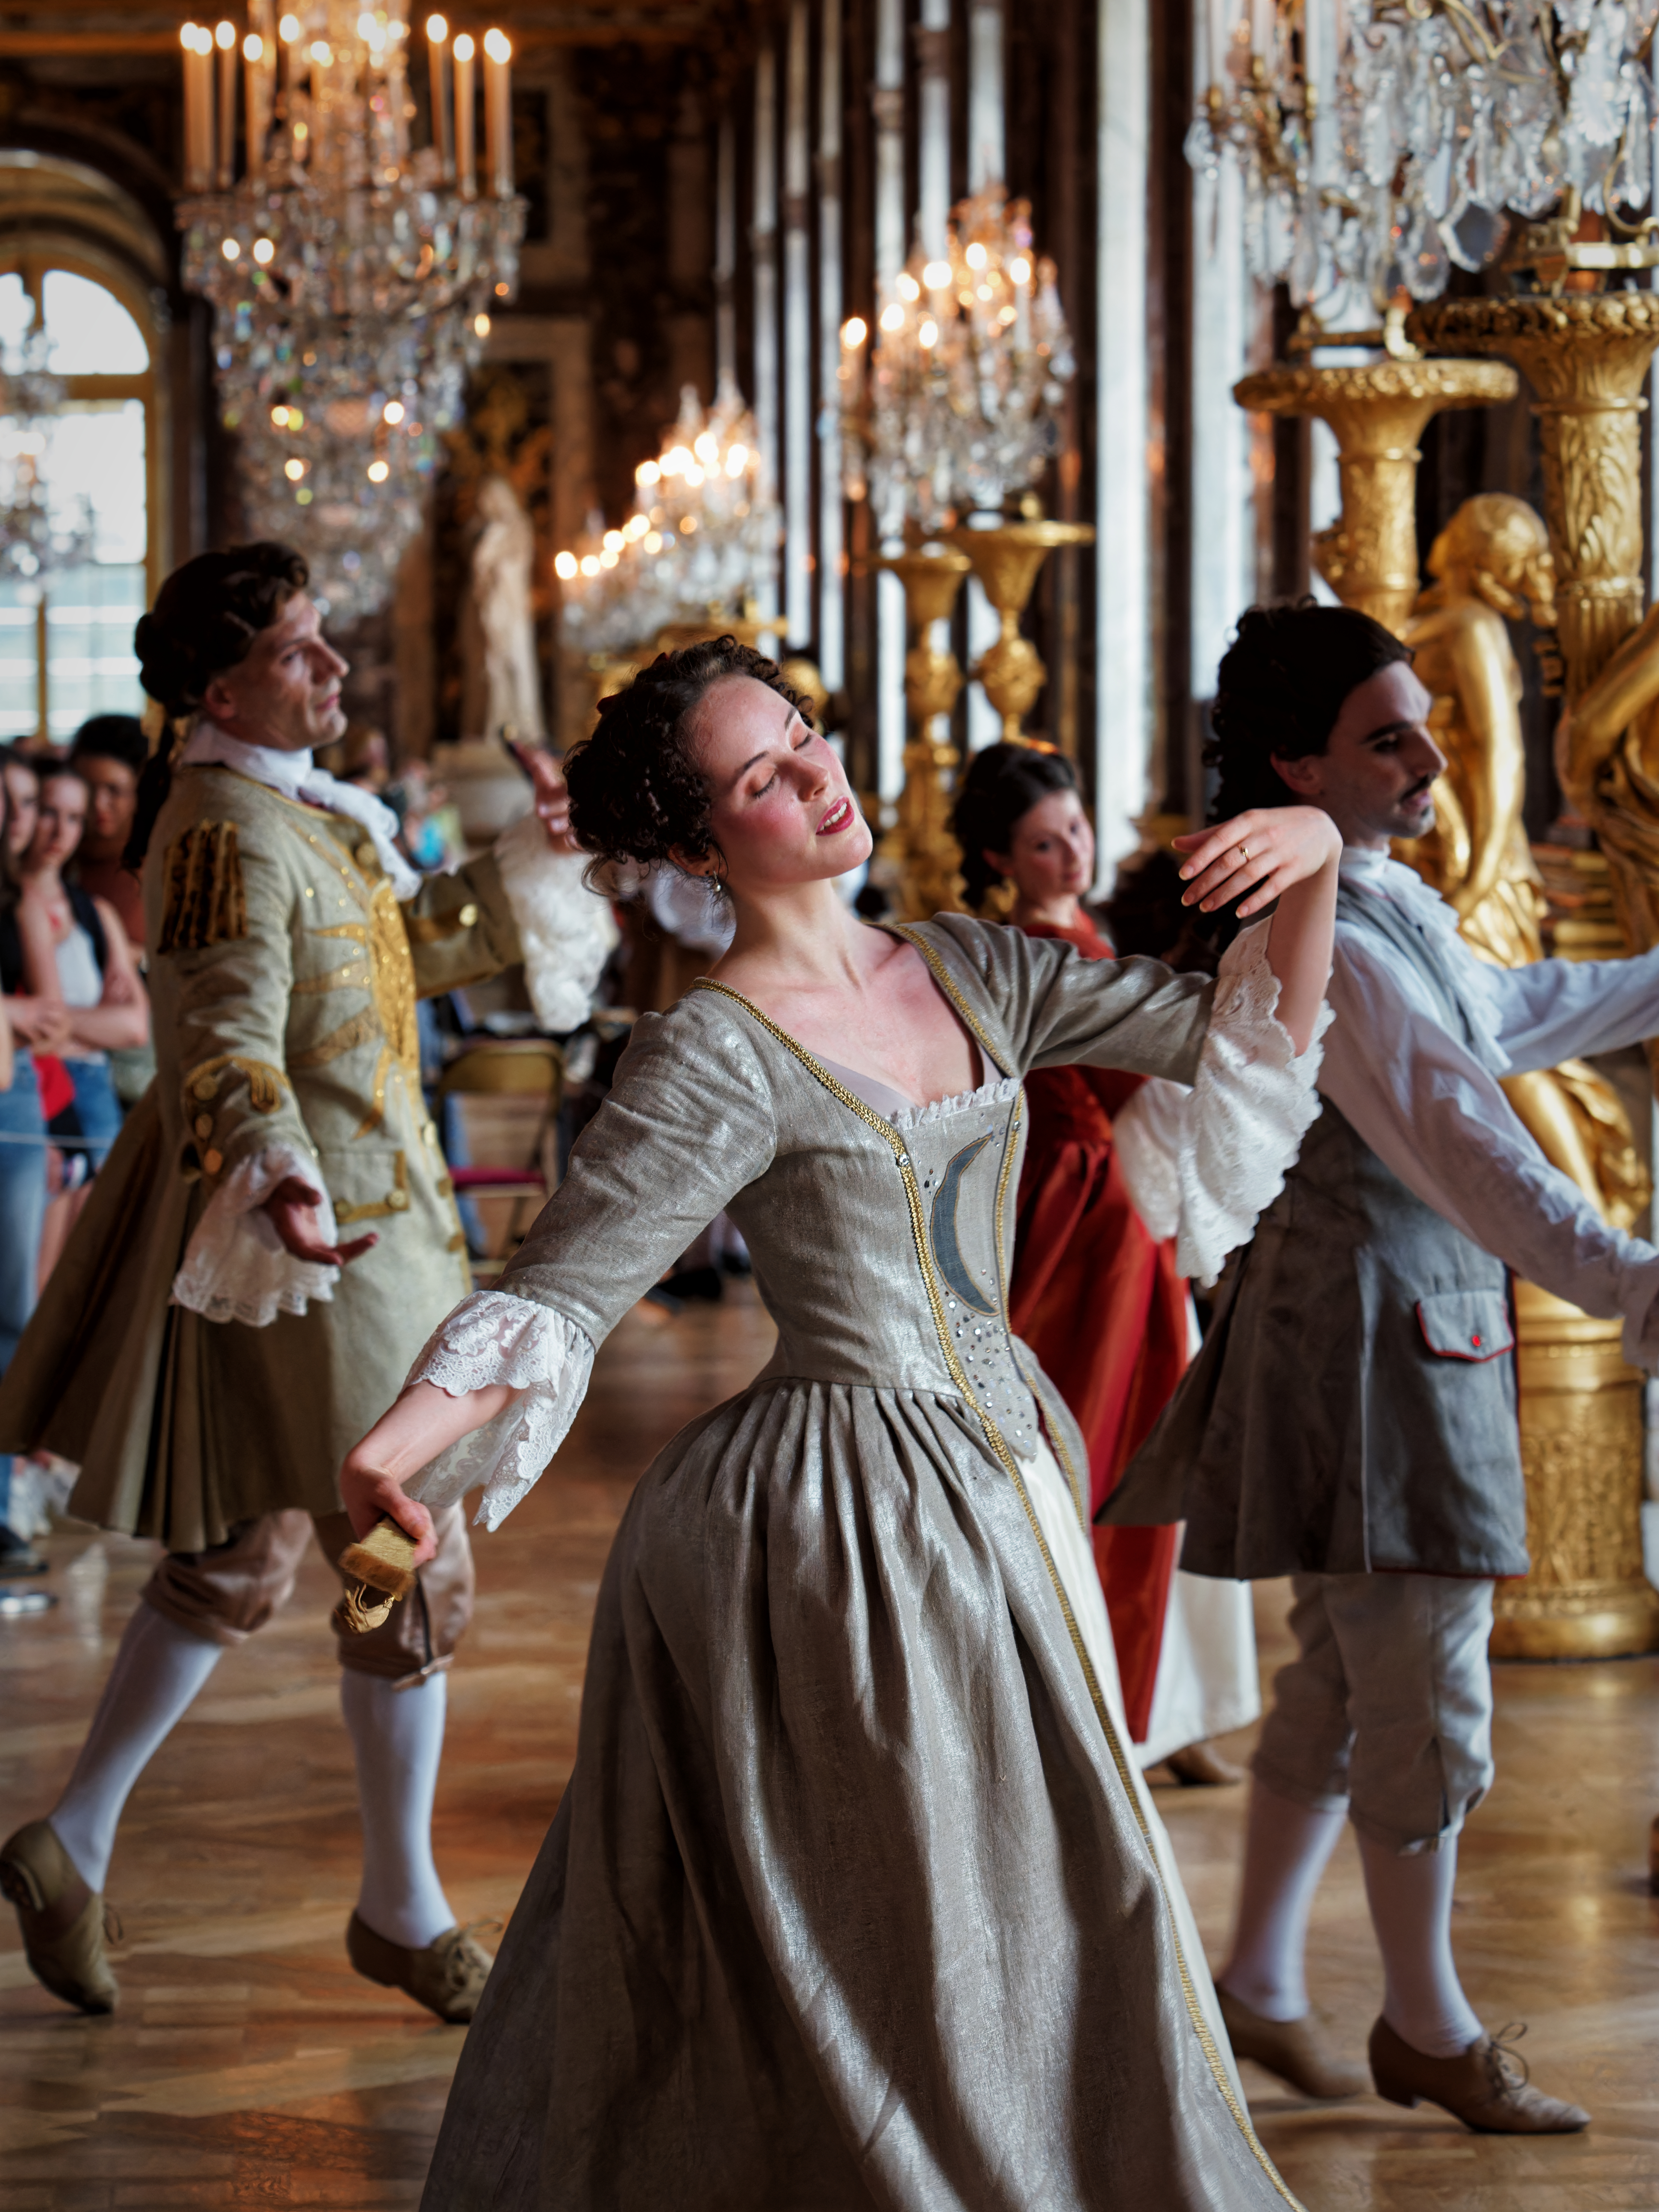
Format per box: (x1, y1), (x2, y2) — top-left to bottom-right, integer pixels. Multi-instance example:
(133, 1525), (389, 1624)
(0, 544), (615, 2021)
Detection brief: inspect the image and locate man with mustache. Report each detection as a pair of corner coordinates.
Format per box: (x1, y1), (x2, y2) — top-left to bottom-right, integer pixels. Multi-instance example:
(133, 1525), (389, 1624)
(1110, 601), (1659, 2136)
(0, 545), (616, 2024)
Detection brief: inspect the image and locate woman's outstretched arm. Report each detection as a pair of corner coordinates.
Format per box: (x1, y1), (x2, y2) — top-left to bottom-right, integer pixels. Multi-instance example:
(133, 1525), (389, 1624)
(341, 1379), (522, 1563)
(1173, 805), (1342, 1054)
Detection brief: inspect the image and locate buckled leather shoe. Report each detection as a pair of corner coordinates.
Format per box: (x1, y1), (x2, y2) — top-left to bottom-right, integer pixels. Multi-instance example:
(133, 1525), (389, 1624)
(1218, 1983), (1368, 2099)
(346, 1910), (494, 2024)
(0, 1819), (120, 2013)
(1370, 2015), (1589, 2133)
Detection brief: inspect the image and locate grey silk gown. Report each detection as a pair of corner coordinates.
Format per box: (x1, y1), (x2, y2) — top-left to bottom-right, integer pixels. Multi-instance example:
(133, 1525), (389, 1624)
(406, 916), (1313, 2212)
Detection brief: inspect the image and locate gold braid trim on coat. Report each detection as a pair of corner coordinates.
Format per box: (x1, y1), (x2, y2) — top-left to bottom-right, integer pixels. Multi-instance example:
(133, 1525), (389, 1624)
(158, 821), (248, 953)
(183, 1053), (289, 1115)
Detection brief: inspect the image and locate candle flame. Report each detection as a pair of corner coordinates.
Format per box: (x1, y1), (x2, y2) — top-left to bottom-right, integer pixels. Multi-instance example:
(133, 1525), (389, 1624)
(483, 27), (511, 62)
(453, 31), (474, 60)
(243, 32), (263, 60)
(426, 12), (448, 41)
(215, 19), (236, 48)
(841, 316), (868, 348)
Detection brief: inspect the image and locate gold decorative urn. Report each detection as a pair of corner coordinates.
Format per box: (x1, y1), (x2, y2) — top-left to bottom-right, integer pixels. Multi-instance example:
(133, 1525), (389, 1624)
(1232, 358), (1518, 630)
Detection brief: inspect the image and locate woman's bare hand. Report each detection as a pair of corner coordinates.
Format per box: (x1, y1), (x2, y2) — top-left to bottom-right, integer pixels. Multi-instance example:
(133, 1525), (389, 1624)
(1173, 806), (1343, 918)
(264, 1174), (379, 1266)
(339, 1454), (438, 1559)
(7, 993), (71, 1049)
(339, 1375), (522, 1558)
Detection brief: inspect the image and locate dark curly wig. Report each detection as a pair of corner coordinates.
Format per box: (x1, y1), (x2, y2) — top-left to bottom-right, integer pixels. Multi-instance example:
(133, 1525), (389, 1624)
(565, 636), (815, 875)
(1207, 599), (1412, 821)
(127, 542), (311, 867)
(949, 743), (1080, 909)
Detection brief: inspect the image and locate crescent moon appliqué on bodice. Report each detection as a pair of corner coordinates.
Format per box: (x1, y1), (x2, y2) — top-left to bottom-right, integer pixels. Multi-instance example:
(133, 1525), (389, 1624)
(929, 1134), (998, 1314)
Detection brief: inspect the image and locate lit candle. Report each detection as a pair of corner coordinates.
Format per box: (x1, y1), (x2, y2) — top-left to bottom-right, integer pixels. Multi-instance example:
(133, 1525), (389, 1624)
(427, 15), (453, 182)
(452, 31), (476, 199)
(243, 32), (267, 184)
(277, 12), (302, 156)
(215, 21), (237, 188)
(482, 28), (512, 198)
(180, 24), (215, 193)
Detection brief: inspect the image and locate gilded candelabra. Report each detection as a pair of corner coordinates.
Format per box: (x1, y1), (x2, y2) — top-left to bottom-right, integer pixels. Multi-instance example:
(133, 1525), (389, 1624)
(877, 547), (972, 920)
(951, 517), (1095, 742)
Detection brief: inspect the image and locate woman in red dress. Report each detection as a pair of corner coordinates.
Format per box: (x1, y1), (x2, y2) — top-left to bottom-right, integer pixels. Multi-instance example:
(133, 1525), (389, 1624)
(951, 744), (1248, 1778)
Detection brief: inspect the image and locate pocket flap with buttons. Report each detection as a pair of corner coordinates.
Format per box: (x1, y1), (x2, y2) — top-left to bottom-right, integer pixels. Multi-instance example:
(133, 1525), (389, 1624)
(1416, 1290), (1514, 1363)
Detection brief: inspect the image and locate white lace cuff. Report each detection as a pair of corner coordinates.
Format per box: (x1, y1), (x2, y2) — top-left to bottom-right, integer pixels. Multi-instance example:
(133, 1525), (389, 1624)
(171, 1142), (339, 1326)
(1114, 919), (1331, 1288)
(402, 1288), (596, 1529)
(494, 818), (620, 1034)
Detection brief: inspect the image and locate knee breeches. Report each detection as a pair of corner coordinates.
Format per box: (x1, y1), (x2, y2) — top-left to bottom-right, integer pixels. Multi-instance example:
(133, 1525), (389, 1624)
(1252, 1570), (1494, 1854)
(141, 1505), (474, 1686)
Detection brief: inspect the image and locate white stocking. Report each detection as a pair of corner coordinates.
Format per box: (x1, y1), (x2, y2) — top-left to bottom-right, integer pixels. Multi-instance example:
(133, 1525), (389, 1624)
(1218, 1777), (1347, 2022)
(340, 1669), (456, 1952)
(50, 1599), (224, 1893)
(1358, 1830), (1483, 2058)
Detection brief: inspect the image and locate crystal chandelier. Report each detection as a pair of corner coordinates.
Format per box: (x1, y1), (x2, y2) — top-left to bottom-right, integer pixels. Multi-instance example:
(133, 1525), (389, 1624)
(1188, 2), (1659, 322)
(0, 318), (93, 589)
(177, 1), (523, 622)
(555, 378), (779, 655)
(839, 186), (1075, 533)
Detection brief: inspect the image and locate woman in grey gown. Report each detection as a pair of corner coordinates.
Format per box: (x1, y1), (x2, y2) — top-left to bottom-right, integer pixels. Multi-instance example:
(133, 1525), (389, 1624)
(343, 640), (1341, 2211)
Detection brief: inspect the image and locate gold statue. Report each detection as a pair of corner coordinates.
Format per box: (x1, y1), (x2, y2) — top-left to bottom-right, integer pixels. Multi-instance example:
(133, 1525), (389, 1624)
(1401, 494), (1647, 1232)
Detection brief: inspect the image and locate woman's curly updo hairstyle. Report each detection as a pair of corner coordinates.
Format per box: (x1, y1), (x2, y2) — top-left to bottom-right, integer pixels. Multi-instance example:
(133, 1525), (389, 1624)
(950, 743), (1080, 909)
(566, 635), (815, 877)
(126, 541), (311, 868)
(1207, 599), (1412, 821)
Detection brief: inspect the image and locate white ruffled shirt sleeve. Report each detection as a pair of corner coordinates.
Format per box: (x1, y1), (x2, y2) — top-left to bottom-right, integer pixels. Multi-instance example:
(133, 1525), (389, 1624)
(402, 1288), (596, 1529)
(1112, 918), (1331, 1288)
(493, 817), (619, 1034)
(1318, 926), (1659, 1371)
(171, 1142), (340, 1326)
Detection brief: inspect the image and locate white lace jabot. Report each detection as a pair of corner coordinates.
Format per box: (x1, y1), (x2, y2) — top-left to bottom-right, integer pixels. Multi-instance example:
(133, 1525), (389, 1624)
(182, 720), (421, 898)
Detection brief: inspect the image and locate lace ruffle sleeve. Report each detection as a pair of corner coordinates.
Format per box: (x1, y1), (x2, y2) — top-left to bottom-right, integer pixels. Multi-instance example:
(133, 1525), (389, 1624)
(1113, 919), (1330, 1287)
(493, 819), (619, 1034)
(402, 1288), (596, 1529)
(171, 1142), (339, 1326)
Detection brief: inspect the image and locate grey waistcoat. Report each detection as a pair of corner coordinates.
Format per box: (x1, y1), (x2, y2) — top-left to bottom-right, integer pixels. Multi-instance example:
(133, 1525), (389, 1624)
(1106, 884), (1526, 1580)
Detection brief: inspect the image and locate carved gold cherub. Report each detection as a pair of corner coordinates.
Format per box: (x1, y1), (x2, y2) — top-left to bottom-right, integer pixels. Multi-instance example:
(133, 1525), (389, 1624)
(1399, 493), (1646, 1229)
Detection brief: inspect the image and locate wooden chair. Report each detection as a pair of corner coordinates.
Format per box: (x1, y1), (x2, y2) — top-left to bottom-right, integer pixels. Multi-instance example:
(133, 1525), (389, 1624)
(438, 1038), (565, 1283)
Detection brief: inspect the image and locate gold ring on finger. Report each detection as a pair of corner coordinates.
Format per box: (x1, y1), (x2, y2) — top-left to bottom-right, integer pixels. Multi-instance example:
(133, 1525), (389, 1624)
(1238, 842), (1250, 864)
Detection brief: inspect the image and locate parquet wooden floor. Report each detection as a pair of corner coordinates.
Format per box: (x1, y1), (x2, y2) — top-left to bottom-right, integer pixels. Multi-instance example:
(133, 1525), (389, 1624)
(3, 1280), (1656, 2209)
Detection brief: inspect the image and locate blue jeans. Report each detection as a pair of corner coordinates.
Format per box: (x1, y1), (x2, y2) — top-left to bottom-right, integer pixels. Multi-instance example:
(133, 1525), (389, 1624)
(64, 1057), (122, 1171)
(0, 1052), (47, 1528)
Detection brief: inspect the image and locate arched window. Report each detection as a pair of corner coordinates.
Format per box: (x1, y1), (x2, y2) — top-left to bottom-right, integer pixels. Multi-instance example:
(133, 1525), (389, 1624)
(0, 261), (156, 746)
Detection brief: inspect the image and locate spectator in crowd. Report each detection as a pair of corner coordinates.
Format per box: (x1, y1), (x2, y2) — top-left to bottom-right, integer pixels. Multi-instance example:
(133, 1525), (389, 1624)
(67, 715), (146, 947)
(20, 765), (147, 1272)
(0, 763), (59, 1579)
(68, 717), (155, 1112)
